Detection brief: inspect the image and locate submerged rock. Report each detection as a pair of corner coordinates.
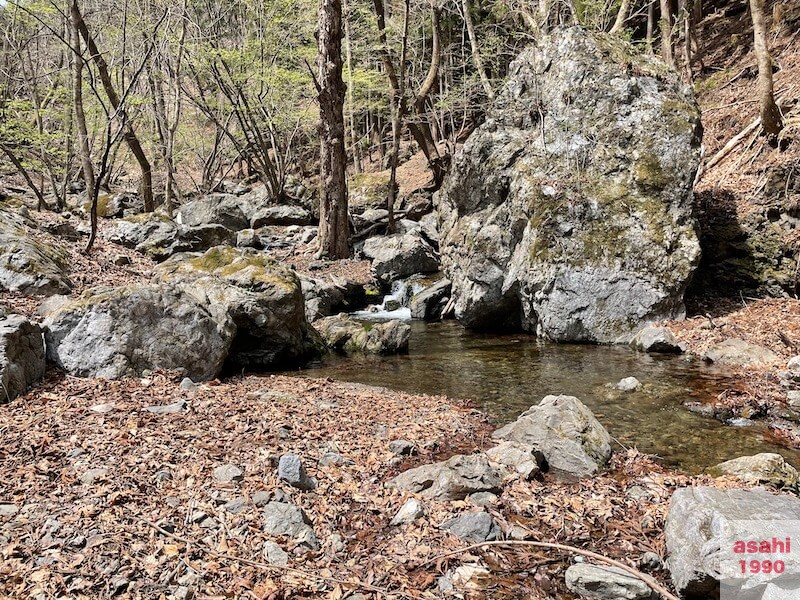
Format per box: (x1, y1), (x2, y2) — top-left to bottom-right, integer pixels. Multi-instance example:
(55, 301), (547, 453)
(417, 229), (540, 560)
(629, 325), (682, 353)
(493, 395), (612, 476)
(0, 314), (45, 402)
(387, 453), (502, 501)
(314, 314), (410, 355)
(438, 27), (701, 341)
(44, 284), (233, 380)
(362, 231), (440, 283)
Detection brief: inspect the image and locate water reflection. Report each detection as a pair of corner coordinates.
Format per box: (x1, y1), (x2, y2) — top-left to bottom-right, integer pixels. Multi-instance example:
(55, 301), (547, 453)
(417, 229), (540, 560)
(288, 321), (800, 473)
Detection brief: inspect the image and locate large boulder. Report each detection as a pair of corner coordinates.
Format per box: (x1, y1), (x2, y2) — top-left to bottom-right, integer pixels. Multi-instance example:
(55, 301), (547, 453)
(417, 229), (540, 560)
(251, 205), (313, 228)
(387, 453), (502, 501)
(437, 27), (701, 341)
(0, 209), (72, 296)
(711, 453), (798, 490)
(314, 314), (410, 355)
(410, 279), (452, 321)
(177, 193), (249, 231)
(0, 314), (45, 402)
(492, 395), (612, 476)
(665, 486), (800, 598)
(154, 246), (320, 369)
(43, 284), (234, 380)
(362, 231), (440, 283)
(301, 276), (366, 321)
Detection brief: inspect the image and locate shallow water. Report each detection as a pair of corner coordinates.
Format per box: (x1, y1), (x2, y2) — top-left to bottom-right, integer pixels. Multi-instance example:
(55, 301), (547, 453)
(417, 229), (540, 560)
(288, 320), (800, 473)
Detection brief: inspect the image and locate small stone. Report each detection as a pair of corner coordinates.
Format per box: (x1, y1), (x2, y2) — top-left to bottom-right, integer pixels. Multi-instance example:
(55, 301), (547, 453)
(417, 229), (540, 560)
(89, 403), (115, 414)
(179, 378), (197, 391)
(262, 540), (289, 566)
(451, 564), (492, 590)
(112, 255), (132, 267)
(788, 355), (800, 374)
(213, 464), (243, 483)
(80, 468), (109, 485)
(327, 533), (345, 553)
(262, 501), (319, 549)
(173, 585), (193, 600)
(468, 492), (498, 507)
(390, 498), (425, 525)
(565, 563), (653, 600)
(639, 551), (663, 571)
(223, 497), (248, 514)
(388, 440), (416, 455)
(612, 377), (642, 392)
(144, 399), (187, 414)
(278, 454), (317, 490)
(111, 577), (129, 595)
(319, 452), (353, 467)
(625, 485), (651, 501)
(442, 511), (501, 542)
(252, 491), (271, 507)
(0, 503), (19, 517)
(507, 524), (530, 540)
(787, 390), (800, 408)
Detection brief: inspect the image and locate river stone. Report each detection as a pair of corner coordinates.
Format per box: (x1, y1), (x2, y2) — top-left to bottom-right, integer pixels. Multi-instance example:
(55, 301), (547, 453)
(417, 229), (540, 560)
(387, 453), (502, 501)
(177, 193), (249, 231)
(362, 231), (440, 283)
(442, 511), (501, 542)
(703, 338), (779, 367)
(390, 498), (425, 525)
(262, 501), (319, 550)
(493, 395), (612, 476)
(314, 314), (410, 355)
(711, 453), (798, 489)
(277, 454), (316, 490)
(613, 376), (643, 392)
(629, 325), (682, 353)
(0, 314), (45, 403)
(665, 486), (800, 598)
(250, 205), (313, 228)
(44, 284), (234, 380)
(0, 209), (72, 296)
(438, 27), (701, 341)
(486, 441), (542, 480)
(565, 563), (655, 600)
(154, 246), (319, 369)
(410, 279), (452, 321)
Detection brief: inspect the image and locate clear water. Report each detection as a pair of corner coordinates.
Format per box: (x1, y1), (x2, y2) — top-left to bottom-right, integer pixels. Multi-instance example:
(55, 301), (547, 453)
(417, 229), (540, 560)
(288, 320), (800, 473)
(351, 279), (425, 320)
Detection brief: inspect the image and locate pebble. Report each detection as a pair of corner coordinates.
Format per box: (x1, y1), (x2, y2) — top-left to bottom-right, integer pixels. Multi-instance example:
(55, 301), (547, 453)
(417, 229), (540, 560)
(80, 468), (109, 485)
(89, 403), (115, 414)
(612, 376), (642, 392)
(213, 464), (243, 483)
(278, 454), (317, 490)
(223, 497), (248, 514)
(144, 400), (186, 414)
(263, 540), (289, 566)
(390, 498), (425, 525)
(0, 503), (19, 517)
(179, 378), (197, 391)
(388, 440), (416, 456)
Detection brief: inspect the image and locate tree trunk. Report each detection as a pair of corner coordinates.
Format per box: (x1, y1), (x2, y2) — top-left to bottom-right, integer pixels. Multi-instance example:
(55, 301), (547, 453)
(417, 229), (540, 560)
(316, 0), (349, 259)
(70, 2), (95, 207)
(660, 0), (675, 67)
(71, 0), (155, 211)
(749, 0), (782, 137)
(610, 0), (632, 34)
(646, 0), (656, 53)
(462, 0), (493, 99)
(343, 0), (362, 174)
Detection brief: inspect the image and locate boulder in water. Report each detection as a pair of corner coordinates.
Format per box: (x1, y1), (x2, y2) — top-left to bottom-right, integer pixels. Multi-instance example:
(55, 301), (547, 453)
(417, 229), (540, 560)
(314, 314), (410, 355)
(438, 27), (701, 341)
(362, 230), (439, 283)
(410, 279), (452, 321)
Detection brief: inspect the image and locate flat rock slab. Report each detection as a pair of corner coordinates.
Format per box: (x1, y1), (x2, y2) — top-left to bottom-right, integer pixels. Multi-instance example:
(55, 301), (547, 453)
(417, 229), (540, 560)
(387, 453), (502, 501)
(565, 563), (655, 600)
(703, 338), (779, 367)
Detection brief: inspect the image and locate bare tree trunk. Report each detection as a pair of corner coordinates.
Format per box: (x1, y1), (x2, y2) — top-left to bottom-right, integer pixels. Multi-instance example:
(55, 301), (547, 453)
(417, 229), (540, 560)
(316, 0), (349, 259)
(749, 0), (783, 137)
(343, 0), (362, 174)
(610, 0), (632, 34)
(660, 0), (675, 68)
(71, 0), (155, 211)
(646, 0), (656, 53)
(69, 4), (95, 207)
(462, 0), (493, 99)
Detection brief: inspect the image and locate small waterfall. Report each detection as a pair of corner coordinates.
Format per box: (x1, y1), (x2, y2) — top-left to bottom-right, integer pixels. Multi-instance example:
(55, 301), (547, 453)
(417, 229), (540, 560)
(353, 278), (426, 320)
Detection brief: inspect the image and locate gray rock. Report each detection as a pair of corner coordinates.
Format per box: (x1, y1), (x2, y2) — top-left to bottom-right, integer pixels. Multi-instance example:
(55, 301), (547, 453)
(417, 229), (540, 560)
(235, 229), (260, 249)
(665, 486), (800, 598)
(262, 501), (319, 549)
(387, 453), (502, 501)
(788, 355), (800, 374)
(144, 400), (187, 415)
(0, 314), (45, 403)
(442, 511), (501, 542)
(223, 497), (248, 514)
(112, 254), (131, 266)
(301, 276), (365, 321)
(154, 246), (320, 370)
(278, 454), (316, 490)
(315, 314), (410, 355)
(250, 205), (313, 228)
(613, 376), (643, 392)
(410, 279), (452, 321)
(213, 464), (243, 483)
(252, 491), (271, 507)
(787, 390), (800, 408)
(388, 440), (416, 455)
(362, 231), (440, 283)
(319, 451), (353, 467)
(390, 498), (425, 525)
(493, 395), (612, 476)
(704, 338), (779, 367)
(0, 208), (72, 295)
(89, 403), (115, 413)
(43, 284), (234, 380)
(177, 194), (249, 231)
(639, 552), (663, 571)
(80, 468), (109, 485)
(0, 503), (19, 517)
(179, 378), (197, 391)
(711, 453), (798, 489)
(262, 540), (289, 566)
(565, 563), (655, 599)
(485, 441), (542, 480)
(468, 492), (499, 507)
(438, 27), (701, 341)
(630, 326), (682, 353)
(419, 212), (439, 245)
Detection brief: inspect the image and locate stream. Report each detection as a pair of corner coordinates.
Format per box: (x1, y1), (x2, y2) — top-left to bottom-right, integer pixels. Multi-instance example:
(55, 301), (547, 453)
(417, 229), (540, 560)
(288, 315), (800, 474)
